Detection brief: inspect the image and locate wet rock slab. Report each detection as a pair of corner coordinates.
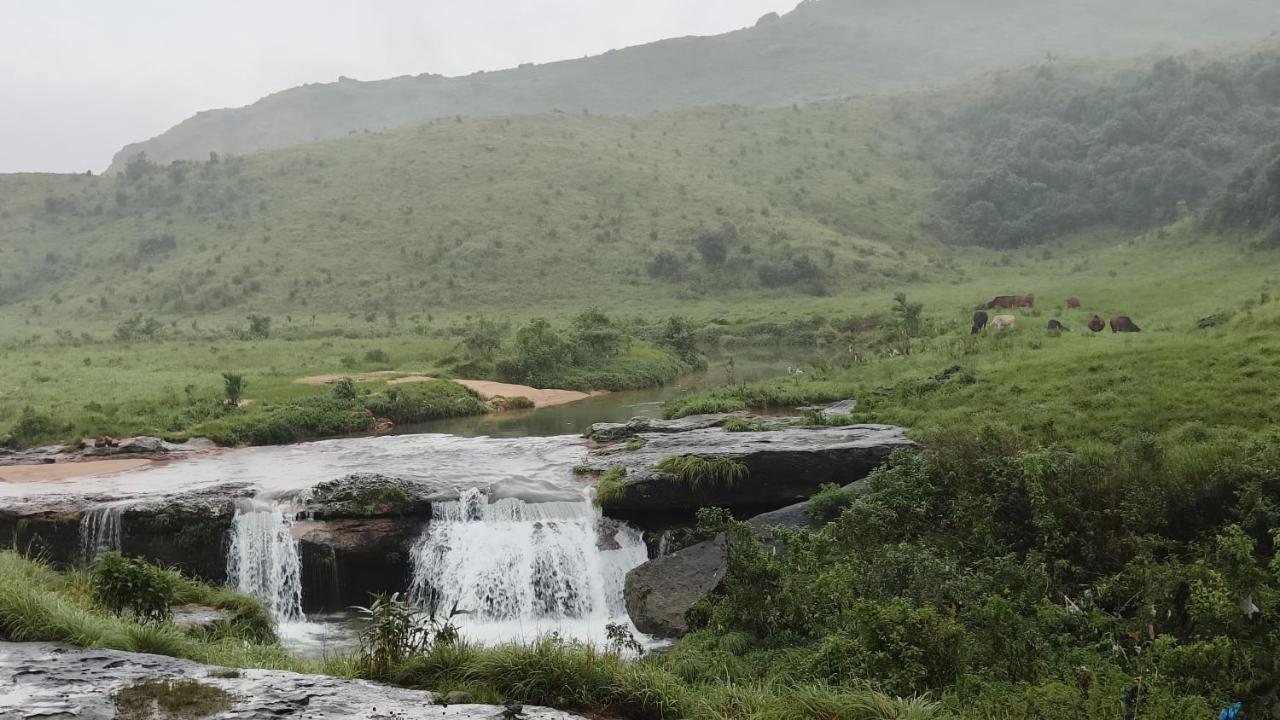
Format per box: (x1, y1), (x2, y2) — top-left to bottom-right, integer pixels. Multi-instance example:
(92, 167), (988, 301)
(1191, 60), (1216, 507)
(588, 423), (912, 517)
(0, 642), (589, 720)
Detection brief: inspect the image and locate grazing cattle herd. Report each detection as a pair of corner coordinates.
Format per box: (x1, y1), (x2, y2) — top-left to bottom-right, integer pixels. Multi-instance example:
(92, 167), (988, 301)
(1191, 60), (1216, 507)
(971, 295), (1142, 336)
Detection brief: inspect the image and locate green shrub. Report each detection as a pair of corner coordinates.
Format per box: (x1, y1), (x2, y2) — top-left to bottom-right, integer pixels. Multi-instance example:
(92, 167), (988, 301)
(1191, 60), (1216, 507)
(332, 377), (359, 400)
(806, 483), (860, 524)
(361, 380), (489, 425)
(1, 406), (65, 448)
(91, 552), (178, 624)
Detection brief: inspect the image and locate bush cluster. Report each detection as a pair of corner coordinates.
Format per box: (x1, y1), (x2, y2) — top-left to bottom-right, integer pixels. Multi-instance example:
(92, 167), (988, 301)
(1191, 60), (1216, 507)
(692, 429), (1280, 713)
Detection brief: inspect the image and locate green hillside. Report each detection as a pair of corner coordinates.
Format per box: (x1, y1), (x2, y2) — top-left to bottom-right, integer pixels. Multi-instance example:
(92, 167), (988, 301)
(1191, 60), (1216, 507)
(107, 0), (1280, 172)
(0, 98), (942, 336)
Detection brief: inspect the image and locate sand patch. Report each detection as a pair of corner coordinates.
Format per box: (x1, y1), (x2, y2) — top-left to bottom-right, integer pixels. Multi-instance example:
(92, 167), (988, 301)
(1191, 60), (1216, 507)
(0, 458), (153, 484)
(292, 372), (601, 409)
(454, 380), (604, 409)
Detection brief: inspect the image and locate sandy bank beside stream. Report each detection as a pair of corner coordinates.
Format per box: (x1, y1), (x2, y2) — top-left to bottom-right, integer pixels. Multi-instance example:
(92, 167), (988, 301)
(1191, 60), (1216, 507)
(0, 458), (154, 484)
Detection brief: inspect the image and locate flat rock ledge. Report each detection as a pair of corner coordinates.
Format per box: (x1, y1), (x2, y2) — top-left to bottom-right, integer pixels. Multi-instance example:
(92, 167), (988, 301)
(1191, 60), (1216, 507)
(0, 642), (588, 720)
(587, 421), (912, 517)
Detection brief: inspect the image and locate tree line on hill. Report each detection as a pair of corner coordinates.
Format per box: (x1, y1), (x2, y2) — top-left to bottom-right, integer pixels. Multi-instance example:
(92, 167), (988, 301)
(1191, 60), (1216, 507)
(931, 51), (1280, 247)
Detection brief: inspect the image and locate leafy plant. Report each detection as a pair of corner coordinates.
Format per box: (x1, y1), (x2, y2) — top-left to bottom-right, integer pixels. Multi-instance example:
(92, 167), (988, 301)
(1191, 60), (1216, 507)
(90, 551), (178, 624)
(353, 592), (465, 678)
(604, 622), (645, 656)
(332, 377), (359, 400)
(221, 372), (246, 408)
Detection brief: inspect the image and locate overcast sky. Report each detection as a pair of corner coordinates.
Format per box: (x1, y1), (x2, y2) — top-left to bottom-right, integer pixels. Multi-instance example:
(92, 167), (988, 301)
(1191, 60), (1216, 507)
(0, 0), (797, 174)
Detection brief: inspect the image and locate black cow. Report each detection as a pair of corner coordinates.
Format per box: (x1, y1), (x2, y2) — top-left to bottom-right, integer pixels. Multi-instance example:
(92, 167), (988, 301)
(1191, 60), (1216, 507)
(972, 310), (989, 334)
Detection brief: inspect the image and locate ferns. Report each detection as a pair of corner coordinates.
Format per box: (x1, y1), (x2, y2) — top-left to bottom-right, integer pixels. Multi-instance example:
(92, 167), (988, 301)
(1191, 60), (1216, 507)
(655, 455), (748, 490)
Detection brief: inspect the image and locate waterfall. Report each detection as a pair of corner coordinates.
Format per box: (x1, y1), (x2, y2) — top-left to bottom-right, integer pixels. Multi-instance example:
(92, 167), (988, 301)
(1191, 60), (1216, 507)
(227, 500), (304, 622)
(78, 505), (125, 565)
(409, 487), (648, 644)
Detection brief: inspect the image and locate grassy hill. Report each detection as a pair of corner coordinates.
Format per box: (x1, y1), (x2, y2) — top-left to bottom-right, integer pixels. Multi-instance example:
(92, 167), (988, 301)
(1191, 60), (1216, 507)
(107, 0), (1280, 171)
(0, 98), (943, 337)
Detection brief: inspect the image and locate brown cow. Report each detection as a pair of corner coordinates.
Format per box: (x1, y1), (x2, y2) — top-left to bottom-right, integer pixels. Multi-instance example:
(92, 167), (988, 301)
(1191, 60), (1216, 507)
(1088, 315), (1105, 332)
(1066, 297), (1082, 309)
(1110, 316), (1141, 333)
(987, 293), (1035, 310)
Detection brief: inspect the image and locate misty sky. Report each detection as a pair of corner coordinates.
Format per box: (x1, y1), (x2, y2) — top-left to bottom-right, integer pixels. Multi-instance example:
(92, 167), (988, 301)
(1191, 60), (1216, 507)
(0, 0), (796, 174)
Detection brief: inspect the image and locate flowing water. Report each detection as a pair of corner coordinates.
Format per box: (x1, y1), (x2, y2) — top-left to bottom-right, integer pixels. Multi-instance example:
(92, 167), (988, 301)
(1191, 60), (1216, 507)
(408, 487), (647, 645)
(77, 503), (125, 565)
(227, 500), (305, 622)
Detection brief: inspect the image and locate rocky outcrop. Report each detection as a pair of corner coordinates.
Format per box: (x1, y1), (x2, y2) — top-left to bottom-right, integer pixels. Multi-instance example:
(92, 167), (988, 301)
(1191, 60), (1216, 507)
(624, 535), (728, 638)
(0, 490), (239, 579)
(122, 493), (238, 582)
(0, 642), (589, 719)
(295, 474), (433, 610)
(303, 473), (433, 519)
(589, 423), (911, 521)
(296, 517), (424, 611)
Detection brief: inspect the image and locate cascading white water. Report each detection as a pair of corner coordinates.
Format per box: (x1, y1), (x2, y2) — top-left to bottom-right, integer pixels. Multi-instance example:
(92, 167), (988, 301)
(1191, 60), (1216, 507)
(227, 500), (304, 622)
(409, 487), (648, 645)
(78, 505), (125, 565)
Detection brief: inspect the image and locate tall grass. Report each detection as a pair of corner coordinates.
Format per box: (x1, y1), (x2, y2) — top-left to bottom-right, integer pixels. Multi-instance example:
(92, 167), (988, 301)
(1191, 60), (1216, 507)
(655, 455), (749, 490)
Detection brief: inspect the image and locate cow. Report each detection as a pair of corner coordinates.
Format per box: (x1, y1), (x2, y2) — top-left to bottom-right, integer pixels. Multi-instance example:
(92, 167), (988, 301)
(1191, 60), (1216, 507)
(1066, 297), (1082, 309)
(1088, 315), (1105, 333)
(1111, 315), (1141, 333)
(1047, 318), (1069, 334)
(990, 314), (1017, 330)
(972, 310), (989, 334)
(987, 293), (1035, 310)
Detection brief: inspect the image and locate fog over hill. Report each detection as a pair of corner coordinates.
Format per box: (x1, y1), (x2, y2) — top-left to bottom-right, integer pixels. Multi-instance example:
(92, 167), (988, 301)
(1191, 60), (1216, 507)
(108, 0), (1280, 172)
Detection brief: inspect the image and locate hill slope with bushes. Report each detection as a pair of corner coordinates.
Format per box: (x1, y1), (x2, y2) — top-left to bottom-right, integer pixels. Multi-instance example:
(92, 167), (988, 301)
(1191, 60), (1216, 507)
(107, 0), (1280, 171)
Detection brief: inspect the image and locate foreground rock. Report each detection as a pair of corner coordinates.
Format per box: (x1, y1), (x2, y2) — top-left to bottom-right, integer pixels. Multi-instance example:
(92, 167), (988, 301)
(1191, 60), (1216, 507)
(588, 422), (911, 520)
(625, 535), (728, 638)
(626, 479), (871, 638)
(0, 642), (588, 719)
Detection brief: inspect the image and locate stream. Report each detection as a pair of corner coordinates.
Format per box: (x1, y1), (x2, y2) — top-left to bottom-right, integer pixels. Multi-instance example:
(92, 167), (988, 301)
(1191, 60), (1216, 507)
(13, 355), (796, 658)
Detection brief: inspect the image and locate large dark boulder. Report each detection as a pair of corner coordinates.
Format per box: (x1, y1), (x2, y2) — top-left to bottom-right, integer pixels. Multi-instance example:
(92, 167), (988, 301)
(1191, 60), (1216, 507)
(121, 495), (237, 583)
(0, 511), (81, 566)
(625, 535), (728, 638)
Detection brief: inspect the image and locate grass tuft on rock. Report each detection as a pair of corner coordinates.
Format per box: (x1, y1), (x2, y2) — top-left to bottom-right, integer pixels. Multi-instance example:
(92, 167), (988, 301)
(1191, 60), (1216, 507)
(114, 678), (233, 720)
(654, 455), (748, 490)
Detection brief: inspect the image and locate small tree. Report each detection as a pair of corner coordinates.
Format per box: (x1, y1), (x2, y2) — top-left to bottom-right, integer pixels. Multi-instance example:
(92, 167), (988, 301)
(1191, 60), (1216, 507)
(222, 372), (246, 407)
(660, 316), (701, 364)
(890, 293), (924, 355)
(459, 317), (509, 360)
(245, 314), (271, 340)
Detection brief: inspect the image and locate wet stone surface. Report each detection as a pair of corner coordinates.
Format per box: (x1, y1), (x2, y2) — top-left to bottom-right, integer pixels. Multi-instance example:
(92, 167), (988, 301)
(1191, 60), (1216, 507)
(0, 642), (588, 719)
